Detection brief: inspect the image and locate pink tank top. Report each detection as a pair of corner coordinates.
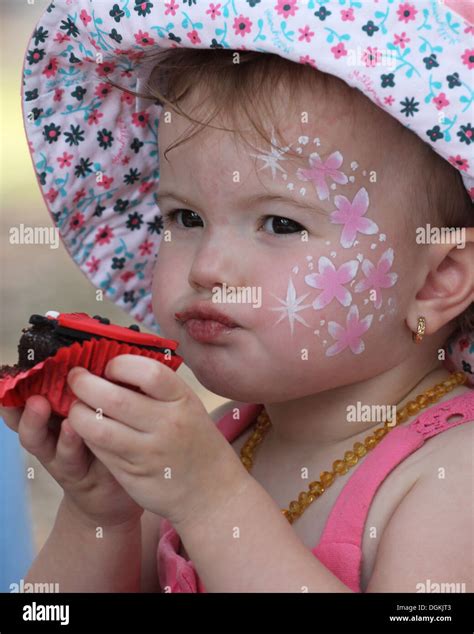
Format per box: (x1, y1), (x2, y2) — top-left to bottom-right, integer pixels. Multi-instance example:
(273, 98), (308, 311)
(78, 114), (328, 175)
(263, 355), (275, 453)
(157, 389), (474, 593)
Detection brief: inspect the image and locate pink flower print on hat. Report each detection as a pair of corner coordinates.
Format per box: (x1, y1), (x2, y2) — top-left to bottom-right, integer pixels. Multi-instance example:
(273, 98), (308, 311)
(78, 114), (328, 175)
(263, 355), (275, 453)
(432, 92), (450, 111)
(326, 305), (373, 357)
(296, 151), (348, 200)
(449, 155), (469, 171)
(354, 248), (398, 309)
(461, 48), (474, 69)
(305, 256), (359, 309)
(330, 187), (379, 248)
(397, 3), (418, 24)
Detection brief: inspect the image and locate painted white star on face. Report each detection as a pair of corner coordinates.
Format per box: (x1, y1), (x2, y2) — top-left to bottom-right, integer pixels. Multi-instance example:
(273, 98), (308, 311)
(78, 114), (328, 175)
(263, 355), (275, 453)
(248, 127), (292, 180)
(268, 277), (312, 335)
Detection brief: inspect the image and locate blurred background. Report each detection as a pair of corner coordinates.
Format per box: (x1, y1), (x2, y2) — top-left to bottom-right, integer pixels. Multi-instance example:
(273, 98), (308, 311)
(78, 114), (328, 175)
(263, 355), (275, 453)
(0, 0), (227, 590)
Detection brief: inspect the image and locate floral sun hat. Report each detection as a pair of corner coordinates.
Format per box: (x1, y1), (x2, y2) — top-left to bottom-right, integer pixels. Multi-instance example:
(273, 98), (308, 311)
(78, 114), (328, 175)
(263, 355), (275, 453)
(21, 0), (473, 381)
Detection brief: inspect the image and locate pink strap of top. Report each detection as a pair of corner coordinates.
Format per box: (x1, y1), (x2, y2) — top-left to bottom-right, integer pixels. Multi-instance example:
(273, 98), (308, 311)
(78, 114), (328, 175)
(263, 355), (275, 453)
(158, 390), (474, 593)
(313, 389), (474, 592)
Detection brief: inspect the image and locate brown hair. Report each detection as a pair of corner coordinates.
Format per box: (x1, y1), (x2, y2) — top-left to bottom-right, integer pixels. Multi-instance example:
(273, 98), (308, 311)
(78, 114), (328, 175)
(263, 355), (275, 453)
(104, 47), (473, 334)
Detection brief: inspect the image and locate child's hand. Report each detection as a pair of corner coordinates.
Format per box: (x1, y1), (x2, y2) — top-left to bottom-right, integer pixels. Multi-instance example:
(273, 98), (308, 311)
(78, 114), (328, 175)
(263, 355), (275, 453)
(65, 355), (250, 530)
(0, 396), (144, 529)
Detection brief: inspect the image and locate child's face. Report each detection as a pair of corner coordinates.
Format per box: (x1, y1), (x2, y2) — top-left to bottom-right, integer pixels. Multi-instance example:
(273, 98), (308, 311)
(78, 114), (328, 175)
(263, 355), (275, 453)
(152, 92), (417, 402)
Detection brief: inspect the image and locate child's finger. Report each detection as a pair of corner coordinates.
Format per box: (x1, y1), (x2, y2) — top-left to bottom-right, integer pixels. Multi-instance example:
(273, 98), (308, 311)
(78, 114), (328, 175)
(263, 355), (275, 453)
(18, 398), (58, 464)
(0, 406), (23, 432)
(54, 419), (90, 481)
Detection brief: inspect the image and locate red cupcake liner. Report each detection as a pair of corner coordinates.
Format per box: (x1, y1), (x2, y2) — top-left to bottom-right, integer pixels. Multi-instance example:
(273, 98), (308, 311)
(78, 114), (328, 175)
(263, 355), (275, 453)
(0, 338), (183, 418)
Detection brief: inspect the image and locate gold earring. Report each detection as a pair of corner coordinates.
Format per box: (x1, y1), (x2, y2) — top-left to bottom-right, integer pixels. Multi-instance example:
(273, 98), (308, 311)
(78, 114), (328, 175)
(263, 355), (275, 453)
(412, 316), (426, 344)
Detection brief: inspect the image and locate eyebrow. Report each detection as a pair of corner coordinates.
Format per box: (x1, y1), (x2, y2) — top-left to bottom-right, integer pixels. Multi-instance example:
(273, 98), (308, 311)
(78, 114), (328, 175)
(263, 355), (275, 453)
(156, 191), (326, 217)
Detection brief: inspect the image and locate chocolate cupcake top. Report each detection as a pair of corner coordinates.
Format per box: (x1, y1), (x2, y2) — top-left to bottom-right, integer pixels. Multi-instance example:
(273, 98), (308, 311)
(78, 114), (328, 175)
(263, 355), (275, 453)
(0, 311), (182, 377)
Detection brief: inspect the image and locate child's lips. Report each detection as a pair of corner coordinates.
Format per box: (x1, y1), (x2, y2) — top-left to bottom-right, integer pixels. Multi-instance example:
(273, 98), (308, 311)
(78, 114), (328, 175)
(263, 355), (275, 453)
(182, 318), (239, 343)
(174, 305), (240, 328)
(175, 303), (243, 343)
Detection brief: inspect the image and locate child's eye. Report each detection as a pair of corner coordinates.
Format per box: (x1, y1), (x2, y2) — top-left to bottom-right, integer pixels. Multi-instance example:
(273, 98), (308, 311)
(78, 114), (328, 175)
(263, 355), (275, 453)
(261, 215), (305, 235)
(162, 209), (305, 235)
(163, 209), (203, 228)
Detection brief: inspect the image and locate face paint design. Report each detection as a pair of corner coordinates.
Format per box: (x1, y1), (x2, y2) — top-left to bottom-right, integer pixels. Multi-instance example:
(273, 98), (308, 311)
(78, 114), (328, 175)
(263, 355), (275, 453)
(354, 248), (398, 309)
(329, 187), (379, 249)
(304, 256), (359, 309)
(296, 151), (348, 201)
(268, 276), (312, 335)
(252, 130), (398, 358)
(249, 127), (293, 179)
(326, 305), (373, 357)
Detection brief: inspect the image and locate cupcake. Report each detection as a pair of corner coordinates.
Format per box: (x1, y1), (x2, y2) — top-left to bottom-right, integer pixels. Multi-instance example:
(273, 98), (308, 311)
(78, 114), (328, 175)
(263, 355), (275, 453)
(0, 311), (184, 417)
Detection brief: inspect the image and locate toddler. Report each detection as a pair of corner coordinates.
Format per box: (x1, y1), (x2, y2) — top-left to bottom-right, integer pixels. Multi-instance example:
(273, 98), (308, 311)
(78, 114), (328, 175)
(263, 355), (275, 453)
(3, 0), (473, 595)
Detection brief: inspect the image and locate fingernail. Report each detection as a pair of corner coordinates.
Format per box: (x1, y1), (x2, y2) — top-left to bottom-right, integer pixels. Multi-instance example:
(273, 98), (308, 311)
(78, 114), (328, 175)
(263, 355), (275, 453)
(68, 367), (86, 380)
(25, 397), (41, 416)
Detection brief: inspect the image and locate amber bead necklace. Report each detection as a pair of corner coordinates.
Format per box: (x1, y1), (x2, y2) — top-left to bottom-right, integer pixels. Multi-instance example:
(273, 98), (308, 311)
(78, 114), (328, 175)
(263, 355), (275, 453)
(240, 371), (467, 524)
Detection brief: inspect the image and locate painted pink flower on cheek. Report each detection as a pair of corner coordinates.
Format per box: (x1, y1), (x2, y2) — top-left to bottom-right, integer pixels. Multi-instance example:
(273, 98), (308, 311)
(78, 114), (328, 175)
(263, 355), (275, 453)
(296, 151), (348, 201)
(305, 256), (359, 309)
(326, 305), (373, 357)
(330, 187), (379, 248)
(354, 248), (398, 308)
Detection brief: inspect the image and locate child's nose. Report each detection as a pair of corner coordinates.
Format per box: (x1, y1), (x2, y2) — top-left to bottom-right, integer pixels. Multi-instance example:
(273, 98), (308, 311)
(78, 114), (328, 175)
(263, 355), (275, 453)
(188, 233), (249, 290)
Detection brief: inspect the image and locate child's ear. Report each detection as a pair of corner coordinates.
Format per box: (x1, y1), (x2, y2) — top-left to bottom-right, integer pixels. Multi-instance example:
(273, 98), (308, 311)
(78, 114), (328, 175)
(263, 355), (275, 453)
(406, 228), (474, 336)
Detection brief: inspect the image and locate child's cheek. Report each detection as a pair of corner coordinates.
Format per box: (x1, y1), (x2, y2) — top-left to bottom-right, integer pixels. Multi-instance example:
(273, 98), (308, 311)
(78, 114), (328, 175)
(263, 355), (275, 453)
(259, 200), (399, 358)
(151, 248), (185, 338)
